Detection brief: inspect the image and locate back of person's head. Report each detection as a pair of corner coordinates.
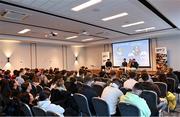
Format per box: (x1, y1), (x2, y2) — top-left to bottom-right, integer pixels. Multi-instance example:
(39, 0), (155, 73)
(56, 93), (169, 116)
(56, 78), (64, 87)
(39, 90), (51, 101)
(70, 77), (77, 83)
(110, 70), (116, 76)
(141, 72), (149, 81)
(9, 79), (17, 89)
(19, 92), (30, 104)
(129, 71), (136, 79)
(112, 78), (122, 88)
(167, 68), (173, 73)
(132, 83), (143, 95)
(158, 73), (167, 83)
(21, 81), (31, 92)
(83, 76), (93, 84)
(13, 70), (18, 76)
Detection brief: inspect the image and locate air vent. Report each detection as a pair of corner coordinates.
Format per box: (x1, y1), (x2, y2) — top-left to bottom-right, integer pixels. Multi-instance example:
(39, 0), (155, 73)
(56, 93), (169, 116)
(1, 10), (29, 21)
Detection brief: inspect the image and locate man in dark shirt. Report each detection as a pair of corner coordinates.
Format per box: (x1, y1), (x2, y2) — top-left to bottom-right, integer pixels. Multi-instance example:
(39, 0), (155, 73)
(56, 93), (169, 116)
(122, 58), (127, 67)
(78, 77), (98, 115)
(105, 59), (112, 68)
(131, 59), (139, 69)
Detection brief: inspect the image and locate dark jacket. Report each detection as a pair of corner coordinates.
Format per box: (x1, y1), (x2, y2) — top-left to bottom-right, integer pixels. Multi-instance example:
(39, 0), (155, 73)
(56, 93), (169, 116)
(78, 84), (98, 115)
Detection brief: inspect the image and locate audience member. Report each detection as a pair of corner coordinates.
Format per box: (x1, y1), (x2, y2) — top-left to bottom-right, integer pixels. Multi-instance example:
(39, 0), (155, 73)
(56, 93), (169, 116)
(101, 78), (123, 115)
(139, 70), (153, 82)
(78, 76), (98, 115)
(166, 68), (179, 89)
(37, 90), (65, 117)
(123, 71), (137, 89)
(120, 83), (151, 117)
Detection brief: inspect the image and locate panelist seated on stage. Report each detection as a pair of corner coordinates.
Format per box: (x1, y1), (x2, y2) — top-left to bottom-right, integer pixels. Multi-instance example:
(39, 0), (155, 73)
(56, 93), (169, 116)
(105, 59), (112, 68)
(122, 58), (127, 67)
(130, 59), (139, 69)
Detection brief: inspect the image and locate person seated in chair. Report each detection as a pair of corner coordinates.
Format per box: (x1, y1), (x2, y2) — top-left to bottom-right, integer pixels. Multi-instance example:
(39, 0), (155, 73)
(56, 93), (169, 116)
(105, 59), (112, 69)
(122, 58), (127, 67)
(120, 83), (151, 117)
(78, 76), (98, 115)
(101, 78), (123, 115)
(37, 90), (65, 117)
(123, 71), (137, 90)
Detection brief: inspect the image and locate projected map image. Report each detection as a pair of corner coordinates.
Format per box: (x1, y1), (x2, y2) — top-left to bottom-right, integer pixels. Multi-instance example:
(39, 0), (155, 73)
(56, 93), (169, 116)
(113, 39), (150, 67)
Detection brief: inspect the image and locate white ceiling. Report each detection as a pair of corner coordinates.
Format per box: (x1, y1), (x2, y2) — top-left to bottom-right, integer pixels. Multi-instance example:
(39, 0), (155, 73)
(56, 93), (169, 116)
(0, 0), (179, 45)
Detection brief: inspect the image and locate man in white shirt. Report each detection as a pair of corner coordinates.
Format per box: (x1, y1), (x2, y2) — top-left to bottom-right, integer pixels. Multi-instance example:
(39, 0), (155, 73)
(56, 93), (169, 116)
(123, 71), (137, 89)
(37, 90), (65, 117)
(101, 78), (123, 115)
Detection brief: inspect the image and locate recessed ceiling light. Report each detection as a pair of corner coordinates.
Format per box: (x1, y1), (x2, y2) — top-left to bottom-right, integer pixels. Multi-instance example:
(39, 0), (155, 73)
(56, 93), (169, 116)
(135, 27), (155, 32)
(66, 36), (78, 40)
(72, 0), (102, 11)
(102, 12), (128, 21)
(18, 29), (31, 34)
(82, 38), (94, 42)
(122, 21), (144, 28)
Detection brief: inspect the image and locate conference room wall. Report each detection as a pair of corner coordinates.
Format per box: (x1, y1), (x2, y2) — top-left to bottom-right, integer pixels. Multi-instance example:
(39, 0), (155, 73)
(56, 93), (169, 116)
(156, 35), (180, 71)
(85, 44), (112, 69)
(0, 42), (85, 71)
(0, 42), (31, 70)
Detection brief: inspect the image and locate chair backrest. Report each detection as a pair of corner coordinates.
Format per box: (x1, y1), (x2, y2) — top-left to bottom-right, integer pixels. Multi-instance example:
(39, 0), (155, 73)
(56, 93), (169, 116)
(73, 93), (92, 116)
(21, 103), (33, 116)
(154, 82), (167, 98)
(173, 71), (180, 84)
(92, 97), (110, 117)
(32, 106), (46, 116)
(118, 102), (140, 116)
(166, 78), (176, 92)
(46, 111), (60, 117)
(151, 77), (159, 82)
(120, 87), (132, 95)
(92, 84), (104, 96)
(140, 90), (159, 116)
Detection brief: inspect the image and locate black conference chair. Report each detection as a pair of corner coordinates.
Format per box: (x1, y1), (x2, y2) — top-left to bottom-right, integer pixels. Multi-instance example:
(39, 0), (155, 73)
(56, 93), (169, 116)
(167, 77), (176, 93)
(154, 82), (167, 98)
(118, 102), (140, 116)
(46, 111), (60, 117)
(73, 93), (92, 117)
(151, 77), (159, 82)
(21, 103), (33, 116)
(140, 90), (159, 116)
(32, 106), (46, 116)
(92, 84), (104, 96)
(92, 97), (110, 117)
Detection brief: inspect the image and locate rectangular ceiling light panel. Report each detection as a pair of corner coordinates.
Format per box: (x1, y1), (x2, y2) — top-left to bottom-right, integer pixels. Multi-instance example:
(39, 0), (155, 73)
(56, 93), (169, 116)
(72, 0), (102, 11)
(122, 21), (144, 27)
(102, 12), (128, 21)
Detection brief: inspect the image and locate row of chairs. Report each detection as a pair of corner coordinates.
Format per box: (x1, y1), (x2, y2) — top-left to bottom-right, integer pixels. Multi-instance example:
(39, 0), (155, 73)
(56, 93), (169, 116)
(21, 103), (59, 116)
(73, 93), (146, 117)
(73, 88), (166, 117)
